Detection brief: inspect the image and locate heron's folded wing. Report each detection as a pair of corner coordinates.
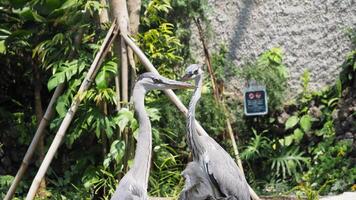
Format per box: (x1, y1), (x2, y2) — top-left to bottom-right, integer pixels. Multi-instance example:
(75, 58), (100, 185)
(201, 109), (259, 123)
(205, 148), (250, 199)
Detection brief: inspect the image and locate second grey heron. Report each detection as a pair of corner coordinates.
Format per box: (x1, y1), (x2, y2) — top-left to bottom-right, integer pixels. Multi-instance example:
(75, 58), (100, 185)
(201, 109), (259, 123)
(179, 64), (251, 200)
(110, 72), (193, 200)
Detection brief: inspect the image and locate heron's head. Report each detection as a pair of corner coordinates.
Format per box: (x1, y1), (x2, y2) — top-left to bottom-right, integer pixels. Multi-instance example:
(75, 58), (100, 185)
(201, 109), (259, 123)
(137, 72), (194, 91)
(180, 64), (203, 81)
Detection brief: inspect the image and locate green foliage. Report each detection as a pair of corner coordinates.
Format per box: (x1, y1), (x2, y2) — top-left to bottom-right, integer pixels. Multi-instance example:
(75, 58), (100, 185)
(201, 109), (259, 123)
(139, 0), (184, 79)
(271, 147), (308, 179)
(47, 58), (87, 91)
(238, 47), (288, 110)
(149, 144), (184, 197)
(211, 45), (237, 82)
(82, 166), (119, 199)
(304, 138), (355, 194)
(240, 129), (270, 160)
(0, 175), (14, 199)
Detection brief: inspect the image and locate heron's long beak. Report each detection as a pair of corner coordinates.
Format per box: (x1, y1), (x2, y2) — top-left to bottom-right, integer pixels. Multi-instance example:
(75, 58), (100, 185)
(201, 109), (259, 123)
(164, 79), (194, 89)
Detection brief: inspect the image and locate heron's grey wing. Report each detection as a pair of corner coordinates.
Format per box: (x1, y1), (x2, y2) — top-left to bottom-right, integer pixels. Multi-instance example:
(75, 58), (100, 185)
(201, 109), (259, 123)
(179, 161), (216, 200)
(111, 175), (147, 200)
(130, 183), (147, 200)
(205, 149), (250, 200)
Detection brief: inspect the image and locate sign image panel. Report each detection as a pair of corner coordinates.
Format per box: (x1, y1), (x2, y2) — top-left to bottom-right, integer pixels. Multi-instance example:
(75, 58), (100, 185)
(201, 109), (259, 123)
(243, 86), (268, 116)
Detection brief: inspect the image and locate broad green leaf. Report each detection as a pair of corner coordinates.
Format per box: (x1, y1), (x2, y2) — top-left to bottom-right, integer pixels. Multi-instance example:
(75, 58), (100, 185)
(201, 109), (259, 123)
(47, 73), (65, 91)
(115, 108), (134, 133)
(95, 61), (117, 89)
(285, 116), (299, 130)
(55, 96), (68, 117)
(284, 135), (294, 146)
(293, 128), (304, 143)
(95, 70), (107, 89)
(300, 115), (312, 132)
(112, 140), (125, 162)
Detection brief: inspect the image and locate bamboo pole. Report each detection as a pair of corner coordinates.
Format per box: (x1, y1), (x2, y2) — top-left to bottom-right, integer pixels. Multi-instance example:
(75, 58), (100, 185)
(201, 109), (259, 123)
(4, 83), (64, 200)
(195, 17), (246, 176)
(122, 34), (260, 200)
(25, 21), (119, 200)
(194, 18), (219, 100)
(121, 36), (129, 105)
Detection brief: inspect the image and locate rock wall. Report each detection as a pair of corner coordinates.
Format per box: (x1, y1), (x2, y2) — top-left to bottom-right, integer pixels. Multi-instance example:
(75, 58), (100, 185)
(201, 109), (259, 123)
(189, 0), (356, 93)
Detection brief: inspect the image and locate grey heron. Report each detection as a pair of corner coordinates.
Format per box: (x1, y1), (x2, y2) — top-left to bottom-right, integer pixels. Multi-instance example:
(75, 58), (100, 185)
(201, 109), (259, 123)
(110, 72), (193, 200)
(179, 64), (251, 200)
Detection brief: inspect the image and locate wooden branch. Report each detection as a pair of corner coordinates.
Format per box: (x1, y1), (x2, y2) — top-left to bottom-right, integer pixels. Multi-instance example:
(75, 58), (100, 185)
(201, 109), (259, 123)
(25, 21), (119, 200)
(4, 83), (64, 200)
(122, 34), (261, 200)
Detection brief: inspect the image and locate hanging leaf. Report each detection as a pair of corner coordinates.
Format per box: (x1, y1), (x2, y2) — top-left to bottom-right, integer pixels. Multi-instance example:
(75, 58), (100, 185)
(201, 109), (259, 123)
(103, 140), (125, 168)
(95, 60), (117, 89)
(55, 95), (69, 117)
(300, 115), (312, 132)
(285, 116), (299, 130)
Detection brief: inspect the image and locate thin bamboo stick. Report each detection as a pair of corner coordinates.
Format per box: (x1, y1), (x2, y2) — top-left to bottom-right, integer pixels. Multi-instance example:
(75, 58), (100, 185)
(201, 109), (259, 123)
(122, 34), (260, 200)
(4, 83), (64, 200)
(194, 17), (260, 200)
(25, 21), (119, 200)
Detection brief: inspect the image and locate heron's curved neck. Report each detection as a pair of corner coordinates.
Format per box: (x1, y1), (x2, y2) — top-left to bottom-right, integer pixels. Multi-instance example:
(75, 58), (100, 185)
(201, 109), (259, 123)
(131, 84), (151, 189)
(187, 74), (205, 159)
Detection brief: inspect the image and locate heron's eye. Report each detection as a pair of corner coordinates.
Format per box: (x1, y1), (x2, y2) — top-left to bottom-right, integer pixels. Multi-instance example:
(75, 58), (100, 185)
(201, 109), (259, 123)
(152, 78), (162, 84)
(193, 70), (199, 75)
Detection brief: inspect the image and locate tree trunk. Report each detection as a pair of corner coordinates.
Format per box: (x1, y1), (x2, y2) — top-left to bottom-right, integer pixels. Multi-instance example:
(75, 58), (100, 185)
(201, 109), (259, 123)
(127, 0), (141, 35)
(110, 0), (130, 108)
(127, 0), (141, 99)
(100, 101), (108, 157)
(32, 62), (47, 198)
(99, 0), (110, 24)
